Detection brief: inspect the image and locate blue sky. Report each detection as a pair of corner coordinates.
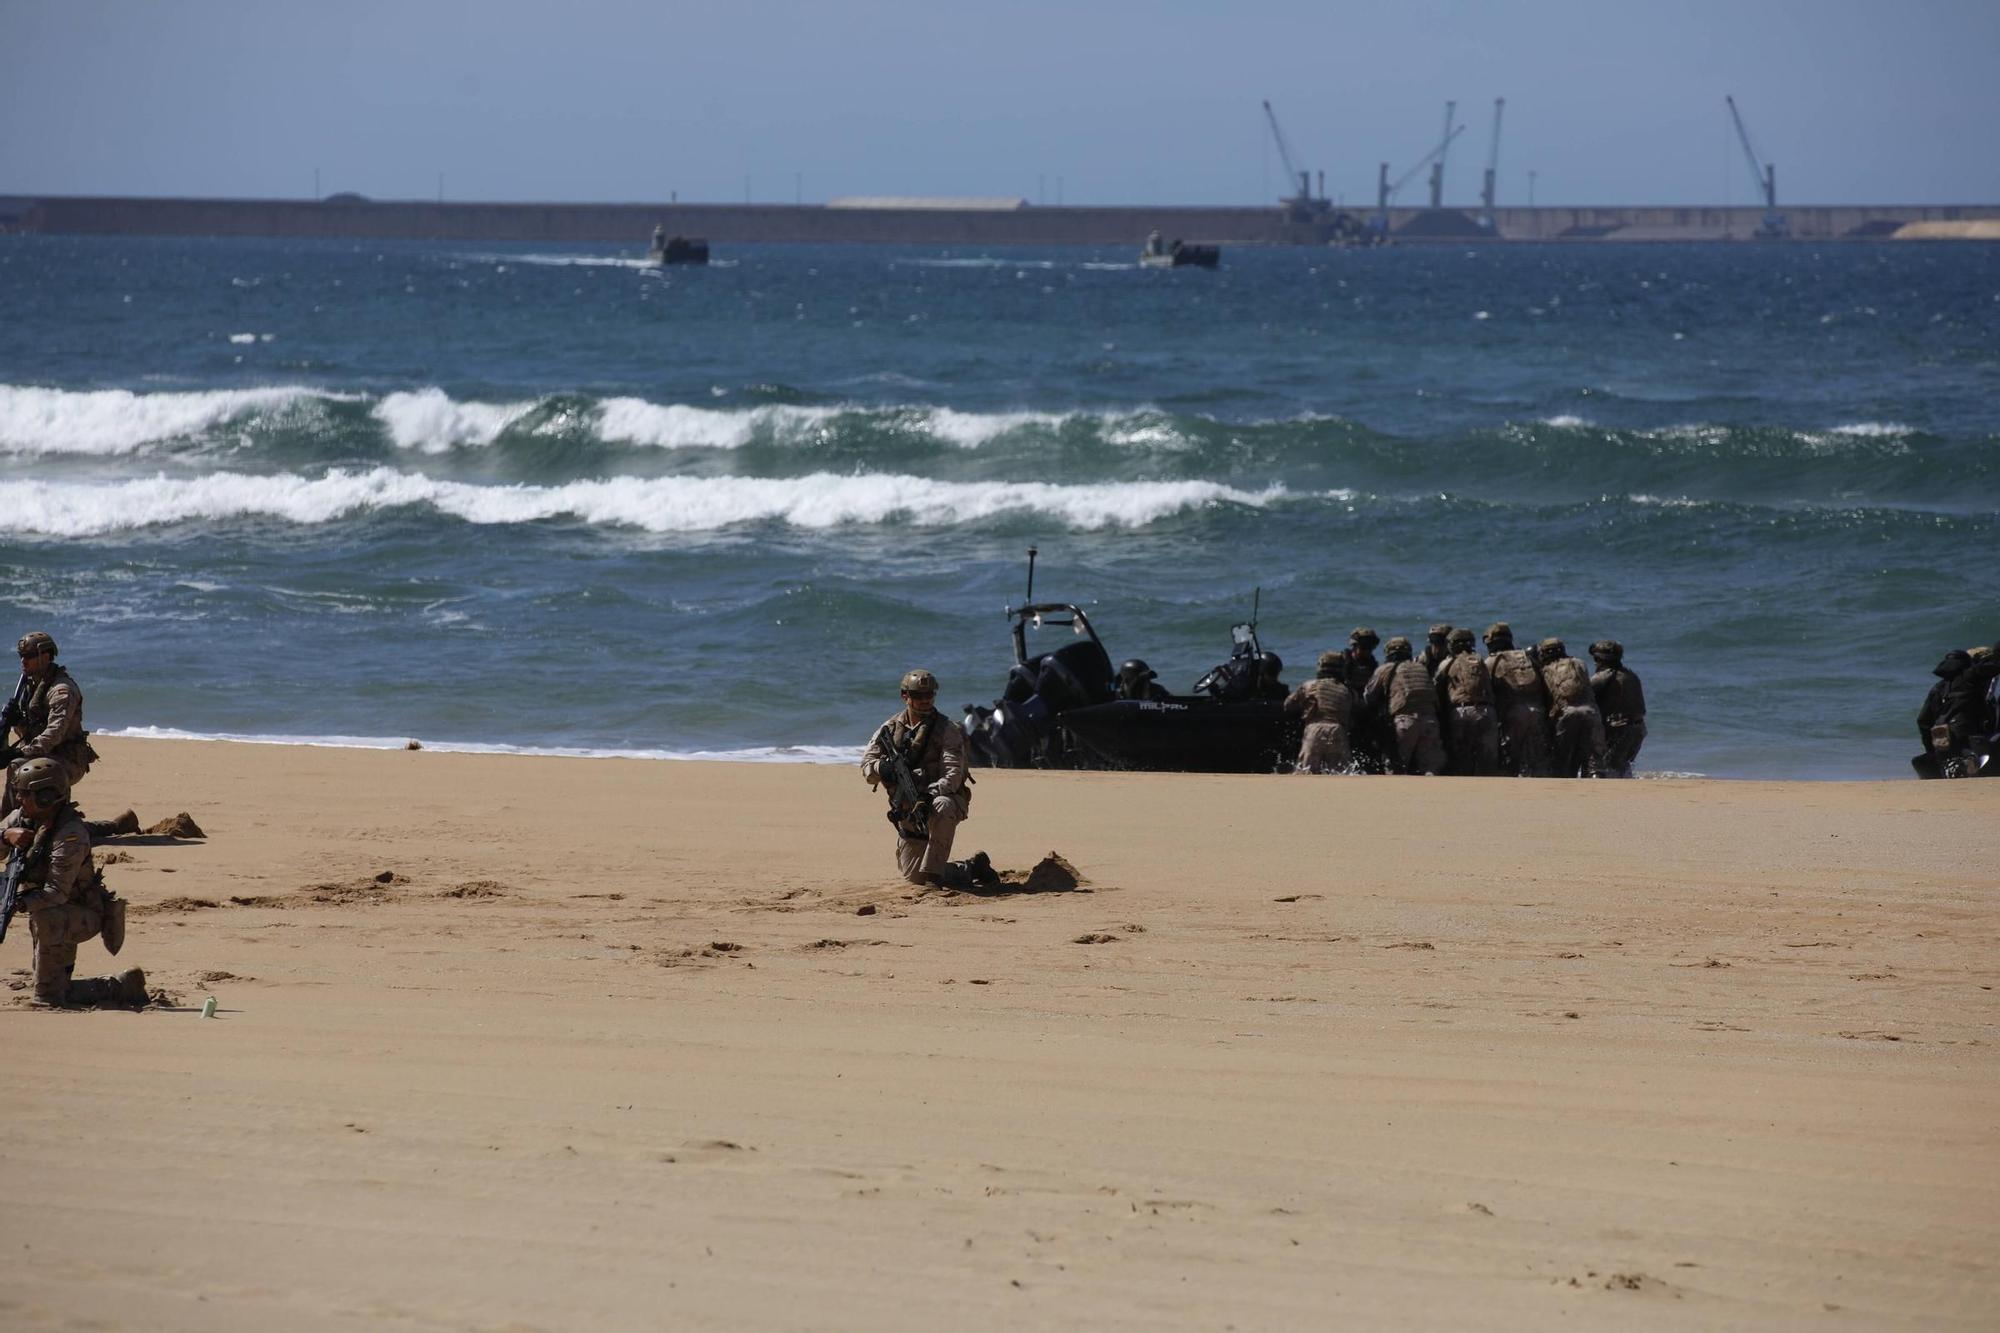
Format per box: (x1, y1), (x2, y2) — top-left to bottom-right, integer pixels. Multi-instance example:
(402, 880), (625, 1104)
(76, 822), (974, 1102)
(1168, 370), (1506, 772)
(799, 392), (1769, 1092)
(4, 0), (1996, 206)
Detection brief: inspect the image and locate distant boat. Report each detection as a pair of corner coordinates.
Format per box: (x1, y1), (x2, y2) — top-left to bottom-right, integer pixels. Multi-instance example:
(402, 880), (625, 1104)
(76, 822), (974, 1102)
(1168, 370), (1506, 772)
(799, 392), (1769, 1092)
(643, 227), (709, 267)
(1139, 230), (1220, 269)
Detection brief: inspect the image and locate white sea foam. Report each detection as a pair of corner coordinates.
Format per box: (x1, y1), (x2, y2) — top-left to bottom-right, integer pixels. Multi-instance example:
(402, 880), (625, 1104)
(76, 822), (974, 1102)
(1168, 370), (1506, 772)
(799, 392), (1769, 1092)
(595, 398), (841, 448)
(373, 387), (539, 452)
(0, 384), (344, 455)
(919, 407), (1069, 447)
(1539, 414), (1592, 429)
(102, 725), (861, 764)
(0, 468), (1292, 537)
(1826, 421), (1914, 438)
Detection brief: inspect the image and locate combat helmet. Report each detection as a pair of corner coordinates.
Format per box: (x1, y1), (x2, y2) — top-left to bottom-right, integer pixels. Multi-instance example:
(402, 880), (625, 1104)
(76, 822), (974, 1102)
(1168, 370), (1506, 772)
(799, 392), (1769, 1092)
(1589, 639), (1623, 664)
(1256, 651), (1284, 678)
(1118, 659), (1158, 684)
(1540, 637), (1567, 660)
(1349, 627), (1379, 650)
(1483, 622), (1514, 650)
(900, 668), (939, 695)
(11, 756), (70, 806)
(1448, 627), (1476, 651)
(1427, 623), (1453, 641)
(1316, 650), (1344, 678)
(16, 631), (56, 660)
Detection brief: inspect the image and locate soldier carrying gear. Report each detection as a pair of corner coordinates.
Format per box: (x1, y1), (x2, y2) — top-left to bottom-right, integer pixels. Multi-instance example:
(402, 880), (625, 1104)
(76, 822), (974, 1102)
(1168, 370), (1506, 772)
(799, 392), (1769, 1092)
(1340, 628), (1386, 770)
(861, 669), (997, 890)
(1362, 637), (1446, 775)
(1917, 649), (1986, 778)
(1283, 652), (1357, 774)
(1589, 640), (1648, 778)
(1483, 622), (1553, 777)
(1435, 627), (1500, 775)
(5, 630), (138, 837)
(1419, 624), (1455, 678)
(1538, 638), (1607, 778)
(1116, 659), (1171, 703)
(3, 757), (145, 1008)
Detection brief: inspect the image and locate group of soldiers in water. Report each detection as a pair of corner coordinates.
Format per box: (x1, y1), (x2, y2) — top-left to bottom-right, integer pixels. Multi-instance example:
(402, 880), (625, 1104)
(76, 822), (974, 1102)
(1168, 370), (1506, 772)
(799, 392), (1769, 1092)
(1120, 622), (1647, 778)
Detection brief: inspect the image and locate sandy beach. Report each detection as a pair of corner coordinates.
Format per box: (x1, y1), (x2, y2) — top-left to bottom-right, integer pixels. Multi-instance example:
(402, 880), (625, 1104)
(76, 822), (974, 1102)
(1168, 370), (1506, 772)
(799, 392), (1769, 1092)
(3, 736), (1995, 1331)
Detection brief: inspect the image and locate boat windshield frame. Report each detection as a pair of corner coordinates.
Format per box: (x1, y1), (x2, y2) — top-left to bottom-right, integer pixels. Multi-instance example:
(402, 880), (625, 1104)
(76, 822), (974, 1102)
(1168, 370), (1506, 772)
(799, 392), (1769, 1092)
(1005, 601), (1106, 666)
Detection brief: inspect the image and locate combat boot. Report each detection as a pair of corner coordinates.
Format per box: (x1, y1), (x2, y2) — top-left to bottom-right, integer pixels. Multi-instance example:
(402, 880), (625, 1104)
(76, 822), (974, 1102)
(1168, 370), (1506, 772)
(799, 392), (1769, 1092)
(83, 810), (141, 840)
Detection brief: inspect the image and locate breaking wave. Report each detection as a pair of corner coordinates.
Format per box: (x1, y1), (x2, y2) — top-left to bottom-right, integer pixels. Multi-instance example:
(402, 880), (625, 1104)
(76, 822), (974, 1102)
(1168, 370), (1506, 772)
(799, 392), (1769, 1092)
(0, 384), (352, 455)
(0, 468), (1291, 537)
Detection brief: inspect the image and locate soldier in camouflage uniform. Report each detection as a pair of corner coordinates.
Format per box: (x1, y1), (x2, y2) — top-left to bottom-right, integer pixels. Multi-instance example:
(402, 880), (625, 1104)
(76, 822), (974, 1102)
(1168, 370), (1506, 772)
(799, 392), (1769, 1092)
(4, 632), (139, 837)
(1282, 651), (1356, 774)
(1538, 637), (1608, 778)
(1418, 624), (1454, 679)
(1340, 628), (1386, 772)
(1483, 623), (1553, 777)
(860, 669), (996, 889)
(1362, 637), (1446, 775)
(1433, 627), (1501, 776)
(1589, 640), (1647, 778)
(4, 758), (145, 1008)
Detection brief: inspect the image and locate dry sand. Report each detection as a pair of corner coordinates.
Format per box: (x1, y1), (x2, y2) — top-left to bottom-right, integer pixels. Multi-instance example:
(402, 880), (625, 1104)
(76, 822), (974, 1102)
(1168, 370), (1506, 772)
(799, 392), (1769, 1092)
(2, 737), (1995, 1331)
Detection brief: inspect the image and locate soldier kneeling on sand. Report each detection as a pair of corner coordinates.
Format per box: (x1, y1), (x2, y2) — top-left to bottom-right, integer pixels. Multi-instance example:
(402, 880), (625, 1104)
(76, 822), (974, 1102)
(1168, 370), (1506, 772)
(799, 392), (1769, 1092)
(4, 758), (145, 1009)
(861, 670), (999, 890)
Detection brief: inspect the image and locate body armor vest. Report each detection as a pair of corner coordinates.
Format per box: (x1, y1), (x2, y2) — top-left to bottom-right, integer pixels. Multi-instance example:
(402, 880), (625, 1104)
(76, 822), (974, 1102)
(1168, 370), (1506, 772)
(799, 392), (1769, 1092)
(1385, 661), (1437, 716)
(1542, 657), (1593, 709)
(1441, 653), (1493, 708)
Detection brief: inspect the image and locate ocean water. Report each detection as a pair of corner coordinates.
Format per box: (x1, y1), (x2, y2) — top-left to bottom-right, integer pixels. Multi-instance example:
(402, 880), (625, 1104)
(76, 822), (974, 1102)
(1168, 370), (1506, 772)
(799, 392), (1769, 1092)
(2, 234), (1995, 778)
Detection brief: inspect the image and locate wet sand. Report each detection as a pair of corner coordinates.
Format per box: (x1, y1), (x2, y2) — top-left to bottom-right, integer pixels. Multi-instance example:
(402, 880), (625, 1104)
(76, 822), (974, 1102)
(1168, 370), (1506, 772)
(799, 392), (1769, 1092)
(3, 737), (1995, 1331)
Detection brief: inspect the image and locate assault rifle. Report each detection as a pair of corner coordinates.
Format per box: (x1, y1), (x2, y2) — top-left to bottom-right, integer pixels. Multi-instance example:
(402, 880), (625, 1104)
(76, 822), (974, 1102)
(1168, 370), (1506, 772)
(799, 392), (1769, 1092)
(0, 673), (26, 741)
(0, 842), (28, 946)
(871, 721), (931, 840)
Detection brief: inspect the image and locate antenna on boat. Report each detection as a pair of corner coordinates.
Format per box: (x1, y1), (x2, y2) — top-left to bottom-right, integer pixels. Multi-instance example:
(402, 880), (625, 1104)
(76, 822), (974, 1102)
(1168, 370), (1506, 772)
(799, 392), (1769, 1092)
(1251, 586), (1260, 632)
(1025, 546), (1038, 604)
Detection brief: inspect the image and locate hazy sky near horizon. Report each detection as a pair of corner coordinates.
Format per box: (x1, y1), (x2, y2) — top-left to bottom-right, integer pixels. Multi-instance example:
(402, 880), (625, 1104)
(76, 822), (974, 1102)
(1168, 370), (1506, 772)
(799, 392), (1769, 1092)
(5, 0), (1997, 208)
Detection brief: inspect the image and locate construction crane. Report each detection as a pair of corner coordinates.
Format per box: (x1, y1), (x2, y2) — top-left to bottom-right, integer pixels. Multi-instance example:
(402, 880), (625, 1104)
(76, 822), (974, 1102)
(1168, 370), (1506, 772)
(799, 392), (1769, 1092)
(1428, 100), (1457, 208)
(1479, 98), (1506, 231)
(1261, 99), (1317, 208)
(1725, 94), (1787, 239)
(1374, 123), (1466, 235)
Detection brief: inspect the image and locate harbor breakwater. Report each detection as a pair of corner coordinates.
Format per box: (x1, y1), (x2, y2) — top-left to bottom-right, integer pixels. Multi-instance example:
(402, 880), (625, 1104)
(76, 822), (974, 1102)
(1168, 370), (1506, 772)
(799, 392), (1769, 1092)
(8, 194), (2000, 245)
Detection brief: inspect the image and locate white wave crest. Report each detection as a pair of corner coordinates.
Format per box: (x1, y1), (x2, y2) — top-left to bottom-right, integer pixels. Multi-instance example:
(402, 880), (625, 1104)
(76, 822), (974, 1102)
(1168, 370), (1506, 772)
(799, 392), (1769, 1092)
(1540, 414), (1591, 429)
(373, 387), (541, 452)
(0, 468), (1291, 537)
(919, 407), (1069, 447)
(1826, 422), (1914, 438)
(595, 398), (841, 448)
(0, 384), (342, 455)
(103, 725), (861, 763)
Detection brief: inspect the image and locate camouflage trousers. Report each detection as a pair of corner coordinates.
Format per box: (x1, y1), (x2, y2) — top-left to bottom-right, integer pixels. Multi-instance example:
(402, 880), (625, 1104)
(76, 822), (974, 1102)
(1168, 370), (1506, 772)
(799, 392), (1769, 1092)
(1551, 705), (1607, 778)
(1446, 704), (1501, 776)
(1294, 722), (1351, 775)
(895, 807), (964, 885)
(1390, 712), (1446, 776)
(1600, 719), (1647, 778)
(1498, 703), (1553, 777)
(28, 900), (103, 1003)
